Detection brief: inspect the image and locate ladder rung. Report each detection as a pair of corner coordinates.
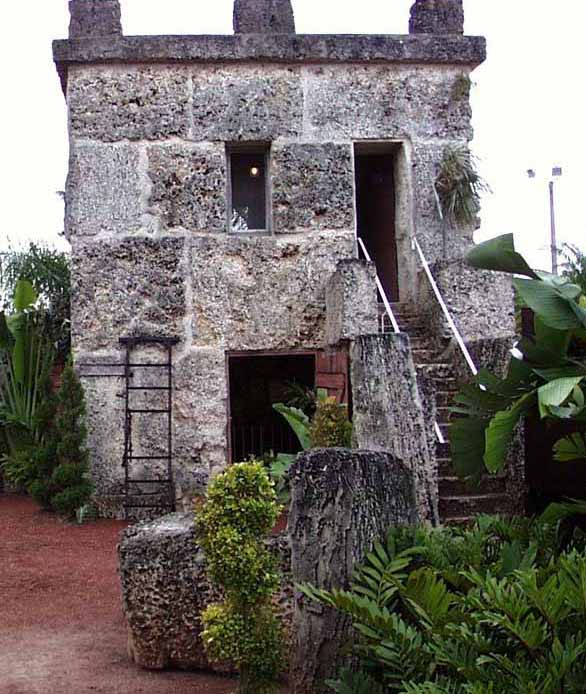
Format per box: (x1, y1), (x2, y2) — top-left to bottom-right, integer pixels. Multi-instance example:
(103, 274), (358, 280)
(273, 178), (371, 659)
(128, 479), (172, 484)
(126, 456), (171, 461)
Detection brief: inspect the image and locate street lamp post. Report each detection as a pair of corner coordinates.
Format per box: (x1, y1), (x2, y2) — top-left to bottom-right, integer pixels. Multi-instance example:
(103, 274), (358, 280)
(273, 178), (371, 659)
(527, 166), (563, 274)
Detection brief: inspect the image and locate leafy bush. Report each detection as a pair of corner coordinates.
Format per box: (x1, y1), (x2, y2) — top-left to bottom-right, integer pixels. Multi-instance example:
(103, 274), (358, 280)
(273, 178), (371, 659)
(300, 516), (586, 693)
(309, 394), (353, 448)
(270, 389), (353, 501)
(197, 461), (283, 694)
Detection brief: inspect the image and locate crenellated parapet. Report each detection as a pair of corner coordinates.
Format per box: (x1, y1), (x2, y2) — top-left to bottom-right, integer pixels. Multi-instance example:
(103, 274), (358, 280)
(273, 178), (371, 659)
(409, 0), (464, 35)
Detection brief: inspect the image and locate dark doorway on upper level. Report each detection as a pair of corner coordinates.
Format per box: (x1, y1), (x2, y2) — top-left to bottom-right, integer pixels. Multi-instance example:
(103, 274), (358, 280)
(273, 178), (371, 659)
(228, 352), (315, 463)
(354, 148), (399, 302)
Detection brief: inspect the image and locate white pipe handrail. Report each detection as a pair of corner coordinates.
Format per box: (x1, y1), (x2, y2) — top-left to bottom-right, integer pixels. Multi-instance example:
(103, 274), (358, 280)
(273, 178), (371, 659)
(356, 237), (400, 334)
(412, 238), (478, 377)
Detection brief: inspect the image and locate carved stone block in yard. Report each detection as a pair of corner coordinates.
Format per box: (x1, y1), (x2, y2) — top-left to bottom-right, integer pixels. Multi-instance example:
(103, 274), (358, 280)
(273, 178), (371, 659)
(118, 513), (291, 672)
(288, 448), (417, 693)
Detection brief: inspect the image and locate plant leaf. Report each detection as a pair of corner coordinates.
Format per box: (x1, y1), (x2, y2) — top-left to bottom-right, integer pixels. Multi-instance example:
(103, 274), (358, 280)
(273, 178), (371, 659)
(553, 433), (586, 463)
(538, 377), (584, 418)
(12, 280), (37, 312)
(465, 234), (539, 278)
(272, 403), (311, 450)
(513, 278), (583, 330)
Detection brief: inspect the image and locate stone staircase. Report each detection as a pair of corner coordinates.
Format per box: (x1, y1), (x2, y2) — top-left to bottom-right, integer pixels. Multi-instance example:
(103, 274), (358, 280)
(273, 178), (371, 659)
(388, 302), (510, 525)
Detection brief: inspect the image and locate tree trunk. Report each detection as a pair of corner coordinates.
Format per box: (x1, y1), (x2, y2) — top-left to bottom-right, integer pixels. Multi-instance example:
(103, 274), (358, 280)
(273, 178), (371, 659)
(288, 448), (417, 693)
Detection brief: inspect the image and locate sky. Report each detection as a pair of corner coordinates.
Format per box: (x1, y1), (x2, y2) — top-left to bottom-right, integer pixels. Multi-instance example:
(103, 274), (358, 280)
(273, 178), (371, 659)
(0, 0), (583, 271)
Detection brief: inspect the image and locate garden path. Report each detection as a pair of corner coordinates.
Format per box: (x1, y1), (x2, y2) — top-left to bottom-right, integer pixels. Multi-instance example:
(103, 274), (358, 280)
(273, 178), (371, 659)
(0, 495), (263, 694)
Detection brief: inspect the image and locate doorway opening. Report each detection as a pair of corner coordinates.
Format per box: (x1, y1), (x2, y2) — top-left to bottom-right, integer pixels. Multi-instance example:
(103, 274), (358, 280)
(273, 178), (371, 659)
(228, 352), (315, 463)
(354, 146), (399, 302)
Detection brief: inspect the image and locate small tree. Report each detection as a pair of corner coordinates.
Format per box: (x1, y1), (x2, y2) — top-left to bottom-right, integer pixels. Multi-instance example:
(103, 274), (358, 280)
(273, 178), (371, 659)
(28, 364), (93, 517)
(197, 461), (283, 694)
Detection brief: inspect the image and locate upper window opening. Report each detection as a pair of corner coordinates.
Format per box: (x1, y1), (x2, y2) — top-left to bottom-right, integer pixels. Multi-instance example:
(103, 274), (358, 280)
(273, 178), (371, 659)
(228, 145), (270, 232)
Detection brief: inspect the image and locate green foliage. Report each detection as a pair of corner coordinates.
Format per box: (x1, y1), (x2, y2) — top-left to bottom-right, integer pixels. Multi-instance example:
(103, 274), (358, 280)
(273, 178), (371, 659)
(0, 242), (71, 358)
(0, 280), (55, 479)
(327, 668), (386, 694)
(450, 234), (586, 485)
(561, 243), (586, 294)
(21, 364), (92, 518)
(300, 517), (586, 693)
(197, 461), (283, 694)
(309, 394), (353, 448)
(270, 389), (353, 501)
(435, 146), (489, 228)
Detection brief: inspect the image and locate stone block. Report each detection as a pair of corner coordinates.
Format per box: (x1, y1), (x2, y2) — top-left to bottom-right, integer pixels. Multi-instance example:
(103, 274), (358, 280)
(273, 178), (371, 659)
(173, 348), (228, 488)
(147, 144), (226, 232)
(271, 143), (354, 233)
(191, 65), (303, 142)
(325, 259), (378, 345)
(304, 65), (472, 142)
(118, 513), (292, 671)
(288, 448), (417, 692)
(189, 232), (355, 350)
(233, 0), (296, 34)
(68, 66), (191, 142)
(409, 0), (465, 35)
(71, 237), (185, 352)
(69, 0), (122, 38)
(350, 334), (438, 524)
(66, 142), (143, 237)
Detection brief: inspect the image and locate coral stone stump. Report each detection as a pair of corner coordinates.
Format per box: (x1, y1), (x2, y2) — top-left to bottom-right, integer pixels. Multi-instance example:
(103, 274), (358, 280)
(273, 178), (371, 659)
(233, 0), (296, 34)
(118, 513), (216, 671)
(288, 448), (418, 693)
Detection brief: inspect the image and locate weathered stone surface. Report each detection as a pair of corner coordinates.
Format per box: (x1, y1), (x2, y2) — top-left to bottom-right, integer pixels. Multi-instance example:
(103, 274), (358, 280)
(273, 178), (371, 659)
(71, 237), (185, 352)
(173, 348), (228, 485)
(350, 334), (438, 524)
(233, 0), (296, 34)
(325, 259), (378, 345)
(410, 0), (465, 35)
(147, 144), (226, 232)
(118, 513), (292, 671)
(288, 449), (417, 693)
(418, 259), (516, 346)
(305, 65), (472, 142)
(68, 66), (191, 142)
(53, 34), (487, 96)
(191, 65), (302, 142)
(69, 0), (122, 39)
(66, 142), (143, 238)
(189, 232), (355, 350)
(271, 143), (354, 233)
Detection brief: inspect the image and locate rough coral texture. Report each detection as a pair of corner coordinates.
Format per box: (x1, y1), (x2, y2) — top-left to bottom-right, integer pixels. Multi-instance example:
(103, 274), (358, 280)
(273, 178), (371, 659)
(56, 18), (497, 515)
(233, 0), (296, 34)
(288, 449), (417, 693)
(350, 334), (438, 525)
(68, 0), (122, 39)
(325, 259), (378, 346)
(118, 513), (292, 672)
(409, 0), (465, 35)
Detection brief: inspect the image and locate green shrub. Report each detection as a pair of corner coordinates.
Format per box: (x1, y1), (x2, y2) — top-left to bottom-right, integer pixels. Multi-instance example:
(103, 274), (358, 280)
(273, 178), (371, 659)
(300, 516), (586, 693)
(197, 461), (283, 694)
(309, 394), (353, 448)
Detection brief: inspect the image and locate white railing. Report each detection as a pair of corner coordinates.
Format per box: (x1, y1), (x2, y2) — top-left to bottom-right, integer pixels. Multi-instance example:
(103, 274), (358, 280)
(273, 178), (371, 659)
(356, 237), (400, 334)
(411, 238), (478, 377)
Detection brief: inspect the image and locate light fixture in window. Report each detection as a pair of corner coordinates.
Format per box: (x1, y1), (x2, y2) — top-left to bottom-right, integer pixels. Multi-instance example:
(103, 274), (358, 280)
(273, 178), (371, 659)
(228, 146), (269, 232)
(250, 166), (261, 178)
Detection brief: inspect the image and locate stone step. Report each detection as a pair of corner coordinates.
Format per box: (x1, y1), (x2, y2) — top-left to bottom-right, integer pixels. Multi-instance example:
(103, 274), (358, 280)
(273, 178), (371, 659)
(439, 493), (511, 518)
(436, 406), (453, 422)
(436, 456), (453, 476)
(442, 516), (475, 527)
(436, 390), (458, 407)
(439, 475), (507, 497)
(436, 442), (450, 458)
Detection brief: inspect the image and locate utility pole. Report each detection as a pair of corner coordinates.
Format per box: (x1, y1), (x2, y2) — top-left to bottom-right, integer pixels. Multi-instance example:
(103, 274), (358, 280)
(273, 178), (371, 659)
(527, 166), (562, 274)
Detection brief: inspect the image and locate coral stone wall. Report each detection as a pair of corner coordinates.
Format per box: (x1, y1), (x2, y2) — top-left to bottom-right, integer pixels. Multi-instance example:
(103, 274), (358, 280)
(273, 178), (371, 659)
(64, 51), (480, 511)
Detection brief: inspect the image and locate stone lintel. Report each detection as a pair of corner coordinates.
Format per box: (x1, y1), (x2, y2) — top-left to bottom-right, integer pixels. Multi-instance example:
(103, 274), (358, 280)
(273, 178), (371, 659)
(53, 33), (486, 94)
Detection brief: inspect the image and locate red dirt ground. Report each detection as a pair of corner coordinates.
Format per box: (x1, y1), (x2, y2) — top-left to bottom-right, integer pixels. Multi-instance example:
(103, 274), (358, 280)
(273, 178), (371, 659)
(0, 494), (257, 694)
